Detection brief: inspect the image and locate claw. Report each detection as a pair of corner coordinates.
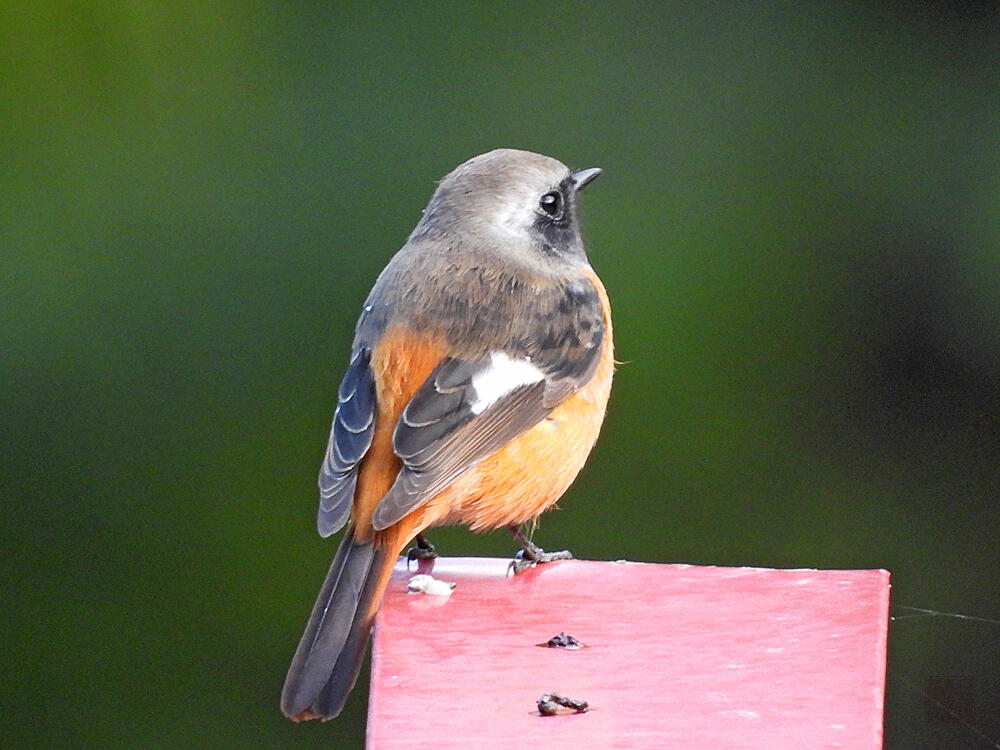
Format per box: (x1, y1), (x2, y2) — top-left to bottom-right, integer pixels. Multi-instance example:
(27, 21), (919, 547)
(508, 550), (534, 576)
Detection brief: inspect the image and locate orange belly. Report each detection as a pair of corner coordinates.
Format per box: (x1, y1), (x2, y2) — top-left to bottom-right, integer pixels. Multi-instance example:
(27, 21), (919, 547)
(430, 352), (613, 530)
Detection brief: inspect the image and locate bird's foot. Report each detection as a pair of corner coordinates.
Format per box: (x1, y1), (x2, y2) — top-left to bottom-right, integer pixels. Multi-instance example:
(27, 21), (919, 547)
(406, 533), (438, 565)
(509, 526), (573, 574)
(510, 545), (574, 574)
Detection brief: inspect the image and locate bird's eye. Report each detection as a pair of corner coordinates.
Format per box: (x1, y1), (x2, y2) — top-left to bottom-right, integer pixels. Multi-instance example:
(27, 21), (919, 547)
(538, 191), (564, 220)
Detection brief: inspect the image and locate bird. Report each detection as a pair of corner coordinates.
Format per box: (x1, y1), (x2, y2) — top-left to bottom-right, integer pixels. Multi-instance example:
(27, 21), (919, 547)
(281, 148), (614, 721)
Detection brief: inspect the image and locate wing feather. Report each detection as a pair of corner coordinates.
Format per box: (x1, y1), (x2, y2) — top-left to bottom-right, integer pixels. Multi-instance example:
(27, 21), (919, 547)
(317, 348), (376, 537)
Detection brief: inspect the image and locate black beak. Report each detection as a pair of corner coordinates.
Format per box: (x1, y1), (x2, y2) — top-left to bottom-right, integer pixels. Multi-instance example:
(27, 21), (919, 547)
(570, 167), (602, 192)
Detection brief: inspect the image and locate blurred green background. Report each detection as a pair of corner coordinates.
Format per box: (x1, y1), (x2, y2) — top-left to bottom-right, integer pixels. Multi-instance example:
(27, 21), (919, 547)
(3, 2), (998, 748)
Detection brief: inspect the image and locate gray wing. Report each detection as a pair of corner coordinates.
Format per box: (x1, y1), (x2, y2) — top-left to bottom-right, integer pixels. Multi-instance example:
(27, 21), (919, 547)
(370, 278), (606, 531)
(317, 348), (376, 537)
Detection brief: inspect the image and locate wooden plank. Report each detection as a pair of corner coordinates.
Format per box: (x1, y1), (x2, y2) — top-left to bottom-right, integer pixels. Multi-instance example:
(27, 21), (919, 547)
(368, 558), (890, 749)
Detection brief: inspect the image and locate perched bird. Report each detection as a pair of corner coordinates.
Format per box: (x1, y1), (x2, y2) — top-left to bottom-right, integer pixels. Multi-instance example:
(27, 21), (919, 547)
(281, 148), (614, 721)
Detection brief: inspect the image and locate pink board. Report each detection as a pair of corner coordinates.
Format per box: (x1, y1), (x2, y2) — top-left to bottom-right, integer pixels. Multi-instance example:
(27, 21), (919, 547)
(369, 558), (890, 749)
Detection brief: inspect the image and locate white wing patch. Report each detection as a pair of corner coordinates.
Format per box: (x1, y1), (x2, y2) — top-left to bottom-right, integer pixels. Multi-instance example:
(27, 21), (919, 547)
(469, 352), (545, 415)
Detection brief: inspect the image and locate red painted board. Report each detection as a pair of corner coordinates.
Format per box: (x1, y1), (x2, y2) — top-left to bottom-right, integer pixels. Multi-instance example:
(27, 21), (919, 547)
(368, 558), (890, 750)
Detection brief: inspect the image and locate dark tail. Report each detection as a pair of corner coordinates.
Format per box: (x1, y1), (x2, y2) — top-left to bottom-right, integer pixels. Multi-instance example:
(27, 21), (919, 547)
(281, 529), (391, 721)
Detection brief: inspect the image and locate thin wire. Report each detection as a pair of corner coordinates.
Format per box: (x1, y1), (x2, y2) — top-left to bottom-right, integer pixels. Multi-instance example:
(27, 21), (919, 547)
(890, 606), (1000, 626)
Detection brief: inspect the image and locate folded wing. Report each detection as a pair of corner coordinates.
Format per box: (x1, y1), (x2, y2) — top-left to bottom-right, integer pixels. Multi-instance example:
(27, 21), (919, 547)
(317, 348), (376, 537)
(372, 274), (606, 531)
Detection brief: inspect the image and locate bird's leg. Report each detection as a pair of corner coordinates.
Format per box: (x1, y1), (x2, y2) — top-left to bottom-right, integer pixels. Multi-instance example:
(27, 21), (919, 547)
(509, 525), (573, 574)
(406, 533), (438, 564)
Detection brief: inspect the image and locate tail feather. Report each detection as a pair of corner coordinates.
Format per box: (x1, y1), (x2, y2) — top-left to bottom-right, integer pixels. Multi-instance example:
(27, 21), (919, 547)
(281, 530), (389, 720)
(311, 548), (391, 718)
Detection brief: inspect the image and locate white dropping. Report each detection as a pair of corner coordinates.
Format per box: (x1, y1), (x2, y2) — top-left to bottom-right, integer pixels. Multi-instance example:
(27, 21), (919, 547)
(469, 352), (545, 415)
(408, 574), (456, 597)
